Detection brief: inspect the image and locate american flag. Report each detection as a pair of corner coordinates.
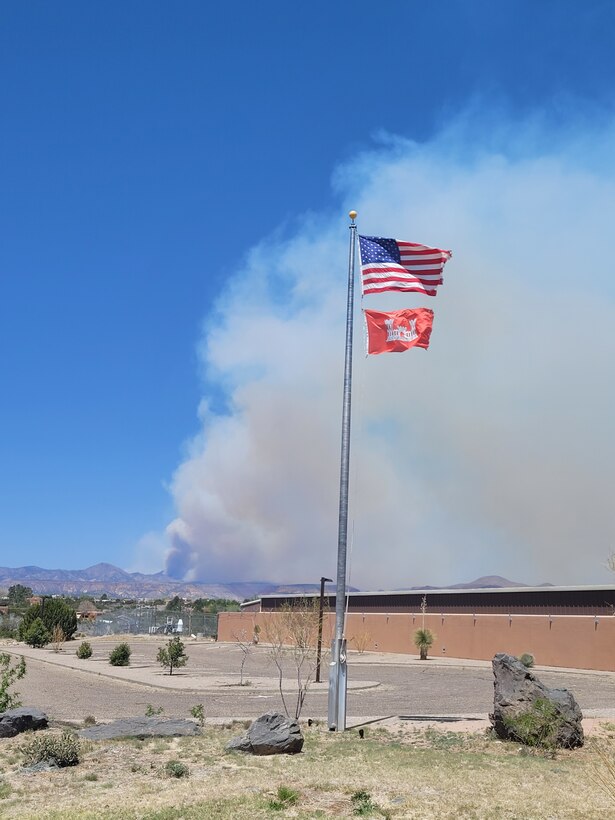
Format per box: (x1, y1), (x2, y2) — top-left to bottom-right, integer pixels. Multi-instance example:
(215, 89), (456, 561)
(359, 235), (452, 296)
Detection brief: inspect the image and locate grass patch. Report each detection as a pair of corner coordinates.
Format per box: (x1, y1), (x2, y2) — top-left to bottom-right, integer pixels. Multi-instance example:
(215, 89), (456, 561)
(268, 784), (299, 811)
(0, 724), (611, 819)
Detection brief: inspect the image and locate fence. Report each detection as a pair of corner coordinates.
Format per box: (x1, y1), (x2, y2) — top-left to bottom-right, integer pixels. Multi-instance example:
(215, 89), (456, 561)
(77, 607), (218, 638)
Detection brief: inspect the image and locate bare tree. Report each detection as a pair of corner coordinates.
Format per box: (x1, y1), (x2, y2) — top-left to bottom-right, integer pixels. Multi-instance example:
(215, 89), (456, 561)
(263, 599), (324, 720)
(232, 629), (252, 686)
(50, 625), (65, 653)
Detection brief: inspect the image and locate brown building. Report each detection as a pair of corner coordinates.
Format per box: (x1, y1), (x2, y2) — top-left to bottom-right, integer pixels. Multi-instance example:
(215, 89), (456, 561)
(219, 584), (615, 672)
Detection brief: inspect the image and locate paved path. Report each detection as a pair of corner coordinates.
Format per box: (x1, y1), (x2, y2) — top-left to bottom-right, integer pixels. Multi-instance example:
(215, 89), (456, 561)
(4, 638), (614, 724)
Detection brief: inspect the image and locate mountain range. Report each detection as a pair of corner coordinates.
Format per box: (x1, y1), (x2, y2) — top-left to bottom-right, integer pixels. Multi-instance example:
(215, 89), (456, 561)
(0, 563), (536, 601)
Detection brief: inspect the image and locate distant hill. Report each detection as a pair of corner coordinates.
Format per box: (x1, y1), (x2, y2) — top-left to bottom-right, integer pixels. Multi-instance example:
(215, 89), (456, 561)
(0, 564), (545, 600)
(0, 563), (352, 601)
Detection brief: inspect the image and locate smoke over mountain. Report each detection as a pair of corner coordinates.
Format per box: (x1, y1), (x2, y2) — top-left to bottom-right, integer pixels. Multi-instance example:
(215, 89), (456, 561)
(159, 114), (615, 588)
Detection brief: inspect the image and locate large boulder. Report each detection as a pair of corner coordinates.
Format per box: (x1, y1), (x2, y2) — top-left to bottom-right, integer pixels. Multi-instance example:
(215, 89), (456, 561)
(0, 707), (48, 738)
(79, 716), (200, 740)
(227, 712), (304, 755)
(490, 653), (584, 748)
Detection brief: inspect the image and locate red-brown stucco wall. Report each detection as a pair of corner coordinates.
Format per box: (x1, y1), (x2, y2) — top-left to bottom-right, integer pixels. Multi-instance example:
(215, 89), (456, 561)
(217, 610), (615, 672)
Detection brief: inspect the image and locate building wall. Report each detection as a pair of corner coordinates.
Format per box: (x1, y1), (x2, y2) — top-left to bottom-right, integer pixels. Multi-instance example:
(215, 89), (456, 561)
(217, 610), (615, 672)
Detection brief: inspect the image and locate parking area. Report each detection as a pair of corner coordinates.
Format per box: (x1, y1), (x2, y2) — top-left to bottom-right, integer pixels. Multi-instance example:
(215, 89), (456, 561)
(4, 638), (614, 724)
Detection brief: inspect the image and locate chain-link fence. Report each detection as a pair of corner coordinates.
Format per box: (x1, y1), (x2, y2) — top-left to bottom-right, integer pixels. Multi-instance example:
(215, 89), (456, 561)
(76, 607), (218, 638)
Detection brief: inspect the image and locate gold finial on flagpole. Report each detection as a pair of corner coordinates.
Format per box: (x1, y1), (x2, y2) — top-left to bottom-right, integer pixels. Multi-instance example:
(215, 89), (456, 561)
(349, 210), (357, 222)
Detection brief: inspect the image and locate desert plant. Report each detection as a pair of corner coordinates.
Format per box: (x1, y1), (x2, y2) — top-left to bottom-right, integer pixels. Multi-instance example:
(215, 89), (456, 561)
(264, 599), (322, 720)
(351, 790), (378, 816)
(109, 642), (131, 666)
(269, 785), (299, 811)
(233, 629), (252, 685)
(502, 697), (563, 754)
(22, 617), (51, 648)
(164, 759), (189, 778)
(518, 652), (535, 668)
(21, 730), (80, 768)
(190, 704), (205, 727)
(82, 715), (96, 727)
(145, 704), (164, 716)
(252, 623), (261, 644)
(0, 653), (26, 712)
(76, 641), (93, 659)
(350, 630), (372, 654)
(413, 627), (435, 660)
(19, 598), (77, 641)
(157, 636), (188, 675)
(50, 624), (65, 653)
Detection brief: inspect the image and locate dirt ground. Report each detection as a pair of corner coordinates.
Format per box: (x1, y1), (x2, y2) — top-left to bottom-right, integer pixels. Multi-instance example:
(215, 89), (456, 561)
(2, 636), (614, 726)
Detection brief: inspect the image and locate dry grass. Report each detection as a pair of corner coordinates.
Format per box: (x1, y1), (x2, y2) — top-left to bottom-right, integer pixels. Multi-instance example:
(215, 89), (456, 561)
(0, 723), (613, 818)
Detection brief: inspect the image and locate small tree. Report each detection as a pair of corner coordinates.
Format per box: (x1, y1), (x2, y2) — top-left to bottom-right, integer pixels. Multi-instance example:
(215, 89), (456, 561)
(22, 617), (51, 648)
(157, 636), (188, 675)
(413, 627), (435, 660)
(264, 599), (322, 720)
(233, 629), (252, 685)
(7, 585), (33, 608)
(0, 653), (26, 712)
(109, 642), (131, 666)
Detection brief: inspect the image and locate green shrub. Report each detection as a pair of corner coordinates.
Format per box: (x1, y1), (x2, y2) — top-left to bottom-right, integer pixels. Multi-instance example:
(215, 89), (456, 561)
(0, 653), (26, 712)
(164, 759), (189, 778)
(0, 623), (18, 640)
(190, 704), (205, 727)
(269, 785), (299, 811)
(503, 697), (562, 754)
(21, 730), (80, 768)
(19, 598), (77, 642)
(518, 652), (535, 668)
(76, 641), (93, 659)
(109, 642), (131, 666)
(351, 790), (378, 816)
(22, 617), (51, 648)
(145, 704), (164, 716)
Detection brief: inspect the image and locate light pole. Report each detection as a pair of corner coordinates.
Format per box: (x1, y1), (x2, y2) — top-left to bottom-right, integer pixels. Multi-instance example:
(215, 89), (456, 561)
(316, 576), (333, 683)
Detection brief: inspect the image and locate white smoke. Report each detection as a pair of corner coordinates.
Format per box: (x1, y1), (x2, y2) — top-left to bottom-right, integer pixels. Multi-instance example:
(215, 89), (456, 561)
(159, 116), (615, 587)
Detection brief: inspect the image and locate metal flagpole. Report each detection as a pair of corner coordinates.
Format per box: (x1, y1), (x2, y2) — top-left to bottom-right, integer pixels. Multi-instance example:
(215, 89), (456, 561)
(328, 210), (358, 731)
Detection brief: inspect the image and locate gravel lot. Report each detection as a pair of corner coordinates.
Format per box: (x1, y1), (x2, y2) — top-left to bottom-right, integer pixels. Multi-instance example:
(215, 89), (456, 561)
(3, 638), (614, 724)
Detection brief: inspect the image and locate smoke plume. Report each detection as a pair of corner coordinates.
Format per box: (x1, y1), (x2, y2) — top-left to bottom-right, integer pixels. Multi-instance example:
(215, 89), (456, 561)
(161, 115), (615, 587)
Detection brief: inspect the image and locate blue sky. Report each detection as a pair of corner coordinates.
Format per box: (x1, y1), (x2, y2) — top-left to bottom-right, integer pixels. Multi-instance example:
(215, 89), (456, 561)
(2, 2), (615, 584)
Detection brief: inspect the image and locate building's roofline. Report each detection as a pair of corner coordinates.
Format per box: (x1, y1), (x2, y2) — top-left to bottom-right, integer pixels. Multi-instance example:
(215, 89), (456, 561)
(256, 584), (615, 600)
(239, 599), (261, 608)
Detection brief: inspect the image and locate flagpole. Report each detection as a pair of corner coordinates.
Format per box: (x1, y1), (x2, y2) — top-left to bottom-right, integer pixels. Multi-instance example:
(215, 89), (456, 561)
(328, 209), (358, 732)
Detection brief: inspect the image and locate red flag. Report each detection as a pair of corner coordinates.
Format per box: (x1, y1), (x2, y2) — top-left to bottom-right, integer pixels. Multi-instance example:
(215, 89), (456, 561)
(364, 308), (434, 355)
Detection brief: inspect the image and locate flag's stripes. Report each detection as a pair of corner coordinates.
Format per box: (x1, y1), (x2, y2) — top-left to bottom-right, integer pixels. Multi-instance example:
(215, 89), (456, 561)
(359, 235), (451, 297)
